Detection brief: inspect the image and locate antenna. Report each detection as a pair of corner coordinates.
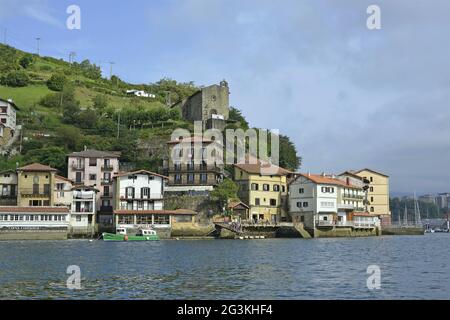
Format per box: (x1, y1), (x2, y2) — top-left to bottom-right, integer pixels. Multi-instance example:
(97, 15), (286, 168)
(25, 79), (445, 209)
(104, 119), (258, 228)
(36, 37), (41, 55)
(109, 61), (115, 79)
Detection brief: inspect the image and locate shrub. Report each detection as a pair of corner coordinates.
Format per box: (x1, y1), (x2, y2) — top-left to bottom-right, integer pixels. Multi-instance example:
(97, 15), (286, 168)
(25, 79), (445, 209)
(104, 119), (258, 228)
(1, 70), (30, 87)
(46, 73), (67, 91)
(19, 54), (34, 69)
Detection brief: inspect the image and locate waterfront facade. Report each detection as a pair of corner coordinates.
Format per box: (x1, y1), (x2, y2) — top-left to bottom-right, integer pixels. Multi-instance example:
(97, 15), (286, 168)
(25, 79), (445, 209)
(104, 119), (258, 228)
(353, 168), (390, 224)
(16, 163), (57, 207)
(67, 149), (120, 222)
(234, 162), (291, 223)
(0, 206), (70, 240)
(70, 186), (98, 236)
(0, 170), (17, 206)
(164, 136), (224, 193)
(54, 175), (74, 209)
(289, 173), (378, 235)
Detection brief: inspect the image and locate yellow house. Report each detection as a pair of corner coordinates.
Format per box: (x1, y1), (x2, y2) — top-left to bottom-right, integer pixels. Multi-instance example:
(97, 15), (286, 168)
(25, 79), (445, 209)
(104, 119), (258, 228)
(17, 163), (58, 207)
(353, 168), (390, 222)
(233, 162), (292, 223)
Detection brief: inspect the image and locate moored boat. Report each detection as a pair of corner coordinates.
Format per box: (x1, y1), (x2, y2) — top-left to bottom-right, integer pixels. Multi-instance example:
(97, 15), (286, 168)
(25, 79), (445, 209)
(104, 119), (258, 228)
(102, 227), (159, 241)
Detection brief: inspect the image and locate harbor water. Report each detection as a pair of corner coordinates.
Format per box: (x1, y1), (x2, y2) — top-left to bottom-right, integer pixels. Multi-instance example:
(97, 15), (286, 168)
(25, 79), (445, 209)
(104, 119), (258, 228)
(0, 234), (449, 299)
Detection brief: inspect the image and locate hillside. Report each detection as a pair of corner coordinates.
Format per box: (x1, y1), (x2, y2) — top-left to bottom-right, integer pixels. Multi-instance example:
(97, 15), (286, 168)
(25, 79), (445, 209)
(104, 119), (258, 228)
(0, 44), (301, 175)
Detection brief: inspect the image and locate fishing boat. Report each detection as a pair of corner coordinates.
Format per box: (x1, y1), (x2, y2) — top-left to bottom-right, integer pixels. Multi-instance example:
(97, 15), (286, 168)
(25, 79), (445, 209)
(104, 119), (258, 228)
(102, 227), (159, 241)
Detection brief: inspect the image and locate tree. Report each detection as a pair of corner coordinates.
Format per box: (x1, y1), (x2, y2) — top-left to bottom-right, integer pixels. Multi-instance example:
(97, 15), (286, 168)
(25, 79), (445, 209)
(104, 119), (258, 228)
(19, 54), (34, 69)
(1, 70), (30, 87)
(56, 126), (81, 151)
(93, 94), (108, 116)
(210, 178), (239, 210)
(47, 73), (67, 91)
(229, 107), (249, 130)
(279, 135), (301, 171)
(25, 146), (67, 173)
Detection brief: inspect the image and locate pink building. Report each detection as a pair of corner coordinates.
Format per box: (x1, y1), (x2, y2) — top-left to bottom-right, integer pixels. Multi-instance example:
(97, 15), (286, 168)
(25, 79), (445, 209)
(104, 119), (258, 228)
(67, 149), (120, 223)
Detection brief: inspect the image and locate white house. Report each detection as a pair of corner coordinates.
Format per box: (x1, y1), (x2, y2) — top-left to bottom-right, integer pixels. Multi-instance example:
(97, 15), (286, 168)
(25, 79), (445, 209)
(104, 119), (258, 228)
(0, 206), (70, 240)
(70, 186), (98, 236)
(289, 173), (378, 230)
(125, 90), (156, 99)
(54, 175), (74, 209)
(0, 98), (19, 146)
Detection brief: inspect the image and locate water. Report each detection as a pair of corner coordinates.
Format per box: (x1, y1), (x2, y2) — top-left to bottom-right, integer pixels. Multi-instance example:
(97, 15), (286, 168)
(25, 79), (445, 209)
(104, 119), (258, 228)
(0, 234), (449, 299)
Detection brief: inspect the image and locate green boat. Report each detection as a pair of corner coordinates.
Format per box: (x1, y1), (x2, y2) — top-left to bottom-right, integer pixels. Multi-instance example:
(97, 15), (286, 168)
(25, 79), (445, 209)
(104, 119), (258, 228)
(102, 227), (159, 241)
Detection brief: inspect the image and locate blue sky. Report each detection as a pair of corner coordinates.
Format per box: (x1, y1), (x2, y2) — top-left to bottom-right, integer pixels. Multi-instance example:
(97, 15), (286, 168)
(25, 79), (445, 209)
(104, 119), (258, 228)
(1, 0), (449, 194)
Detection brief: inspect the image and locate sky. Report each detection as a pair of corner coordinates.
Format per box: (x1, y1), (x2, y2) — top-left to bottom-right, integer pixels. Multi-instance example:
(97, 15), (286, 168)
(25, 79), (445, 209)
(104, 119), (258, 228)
(0, 0), (449, 194)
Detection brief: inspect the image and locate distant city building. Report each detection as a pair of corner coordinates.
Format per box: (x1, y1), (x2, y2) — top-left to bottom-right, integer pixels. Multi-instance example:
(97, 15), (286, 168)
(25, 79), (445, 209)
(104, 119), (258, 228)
(171, 80), (230, 130)
(419, 194), (437, 205)
(435, 193), (450, 210)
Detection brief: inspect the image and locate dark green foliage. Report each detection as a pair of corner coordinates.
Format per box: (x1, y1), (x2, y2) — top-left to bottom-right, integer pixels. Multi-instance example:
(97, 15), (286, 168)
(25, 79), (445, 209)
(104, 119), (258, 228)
(229, 107), (249, 130)
(1, 70), (30, 87)
(0, 44), (20, 72)
(22, 139), (44, 154)
(19, 54), (34, 69)
(46, 73), (67, 91)
(73, 59), (102, 80)
(279, 135), (301, 171)
(25, 146), (67, 173)
(210, 178), (239, 210)
(55, 126), (82, 151)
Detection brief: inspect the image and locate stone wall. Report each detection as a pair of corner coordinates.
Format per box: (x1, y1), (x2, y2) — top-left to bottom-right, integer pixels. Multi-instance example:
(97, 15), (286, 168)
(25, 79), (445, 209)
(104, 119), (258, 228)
(314, 227), (379, 238)
(164, 194), (221, 219)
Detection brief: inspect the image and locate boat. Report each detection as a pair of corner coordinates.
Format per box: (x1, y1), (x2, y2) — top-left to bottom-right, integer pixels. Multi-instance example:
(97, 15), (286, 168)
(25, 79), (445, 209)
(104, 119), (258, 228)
(102, 227), (159, 241)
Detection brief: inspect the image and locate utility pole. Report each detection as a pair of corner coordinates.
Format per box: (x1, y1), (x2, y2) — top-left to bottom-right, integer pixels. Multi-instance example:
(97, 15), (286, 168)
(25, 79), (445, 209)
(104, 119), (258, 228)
(36, 37), (41, 56)
(109, 61), (115, 79)
(69, 51), (76, 63)
(116, 112), (121, 139)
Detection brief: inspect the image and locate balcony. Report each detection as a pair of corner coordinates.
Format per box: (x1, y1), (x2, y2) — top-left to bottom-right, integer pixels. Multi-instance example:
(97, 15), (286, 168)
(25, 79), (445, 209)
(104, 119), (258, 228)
(101, 165), (114, 172)
(101, 179), (113, 186)
(354, 221), (376, 229)
(73, 208), (94, 214)
(101, 193), (113, 198)
(315, 220), (335, 227)
(73, 192), (94, 200)
(343, 193), (364, 200)
(20, 189), (50, 198)
(71, 163), (85, 171)
(120, 194), (162, 200)
(335, 221), (354, 227)
(168, 164), (223, 173)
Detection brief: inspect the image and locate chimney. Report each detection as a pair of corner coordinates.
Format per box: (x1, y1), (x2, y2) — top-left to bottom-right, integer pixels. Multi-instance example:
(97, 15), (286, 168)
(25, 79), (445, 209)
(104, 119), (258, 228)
(322, 172), (326, 177)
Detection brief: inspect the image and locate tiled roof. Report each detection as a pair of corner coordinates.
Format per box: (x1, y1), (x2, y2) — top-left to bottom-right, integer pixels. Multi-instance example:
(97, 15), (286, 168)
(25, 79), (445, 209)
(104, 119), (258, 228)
(234, 162), (291, 176)
(55, 175), (74, 183)
(114, 170), (169, 180)
(227, 201), (249, 209)
(0, 98), (20, 110)
(0, 206), (70, 213)
(353, 168), (389, 178)
(17, 163), (58, 172)
(68, 149), (121, 158)
(114, 209), (197, 215)
(296, 173), (361, 189)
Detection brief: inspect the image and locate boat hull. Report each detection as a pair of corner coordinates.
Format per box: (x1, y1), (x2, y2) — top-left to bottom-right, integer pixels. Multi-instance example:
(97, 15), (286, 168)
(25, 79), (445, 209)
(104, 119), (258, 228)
(102, 233), (159, 241)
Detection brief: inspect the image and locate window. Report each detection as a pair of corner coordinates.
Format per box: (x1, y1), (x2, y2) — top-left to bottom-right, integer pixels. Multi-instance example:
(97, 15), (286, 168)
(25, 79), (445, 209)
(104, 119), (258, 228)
(89, 158), (97, 166)
(187, 174), (195, 183)
(321, 187), (335, 193)
(251, 183), (259, 191)
(320, 201), (334, 208)
(255, 198), (261, 206)
(371, 197), (374, 202)
(273, 185), (280, 192)
(200, 174), (207, 182)
(270, 199), (277, 206)
(76, 215), (82, 222)
(263, 184), (270, 191)
(299, 188), (304, 194)
(303, 202), (308, 208)
(370, 207), (374, 212)
(175, 215), (192, 223)
(137, 215), (152, 224)
(297, 202), (302, 208)
(118, 215), (133, 224)
(175, 174), (182, 183)
(89, 174), (97, 180)
(141, 187), (150, 199)
(104, 186), (110, 196)
(154, 215), (170, 225)
(370, 187), (374, 192)
(282, 185), (286, 193)
(125, 187), (135, 199)
(370, 177), (373, 182)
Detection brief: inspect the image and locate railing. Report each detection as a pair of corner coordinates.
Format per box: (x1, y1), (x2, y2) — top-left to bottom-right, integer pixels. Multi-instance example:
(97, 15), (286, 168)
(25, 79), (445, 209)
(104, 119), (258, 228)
(315, 220), (335, 227)
(120, 194), (162, 200)
(343, 194), (364, 199)
(101, 179), (113, 186)
(335, 221), (354, 227)
(73, 193), (94, 200)
(20, 189), (50, 197)
(101, 165), (114, 171)
(353, 222), (376, 228)
(168, 165), (223, 173)
(99, 206), (113, 213)
(101, 193), (113, 198)
(73, 208), (94, 213)
(71, 164), (85, 170)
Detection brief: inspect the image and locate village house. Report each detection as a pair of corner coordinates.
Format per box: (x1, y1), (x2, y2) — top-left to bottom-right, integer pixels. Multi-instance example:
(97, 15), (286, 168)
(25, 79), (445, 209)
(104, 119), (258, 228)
(0, 170), (17, 206)
(171, 80), (230, 130)
(0, 206), (70, 240)
(164, 136), (224, 193)
(0, 98), (19, 147)
(16, 163), (58, 207)
(233, 162), (292, 224)
(70, 186), (98, 237)
(54, 175), (74, 209)
(289, 173), (380, 237)
(351, 169), (390, 225)
(67, 149), (120, 223)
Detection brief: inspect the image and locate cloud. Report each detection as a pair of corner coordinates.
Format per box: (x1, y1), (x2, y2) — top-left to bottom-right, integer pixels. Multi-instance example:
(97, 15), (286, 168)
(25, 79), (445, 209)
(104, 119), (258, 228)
(0, 0), (62, 28)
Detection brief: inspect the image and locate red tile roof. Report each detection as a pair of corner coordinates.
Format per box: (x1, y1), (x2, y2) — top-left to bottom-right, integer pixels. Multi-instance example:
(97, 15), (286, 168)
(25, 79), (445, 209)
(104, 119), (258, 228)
(55, 175), (74, 183)
(114, 170), (168, 180)
(296, 173), (361, 189)
(234, 162), (291, 176)
(17, 163), (58, 172)
(0, 206), (70, 213)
